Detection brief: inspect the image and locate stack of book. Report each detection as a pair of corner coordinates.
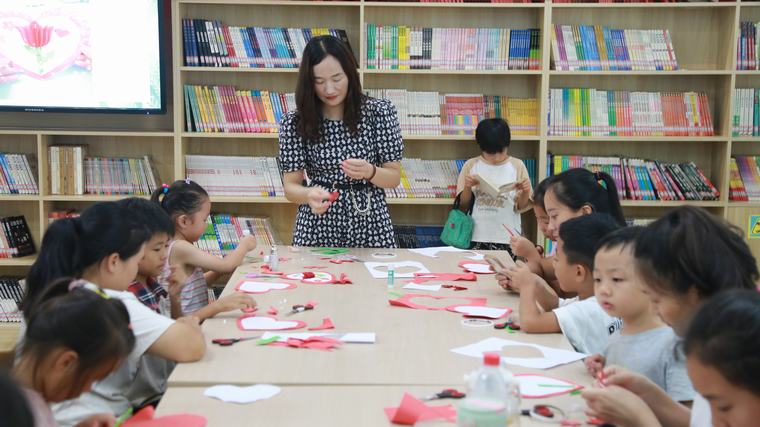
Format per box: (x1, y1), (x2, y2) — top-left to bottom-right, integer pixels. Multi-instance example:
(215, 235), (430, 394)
(185, 155), (285, 197)
(365, 25), (540, 70)
(394, 225), (445, 248)
(48, 210), (80, 224)
(732, 88), (760, 136)
(737, 22), (760, 71)
(0, 216), (35, 258)
(0, 277), (25, 323)
(182, 20), (353, 68)
(49, 146), (85, 195)
(196, 215), (279, 257)
(547, 89), (714, 136)
(551, 25), (678, 71)
(0, 153), (37, 195)
(184, 85), (295, 133)
(729, 156), (760, 201)
(548, 155), (720, 201)
(365, 89), (539, 136)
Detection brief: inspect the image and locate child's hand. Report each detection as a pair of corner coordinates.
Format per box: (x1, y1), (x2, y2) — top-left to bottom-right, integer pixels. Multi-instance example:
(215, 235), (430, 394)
(166, 265), (188, 298)
(239, 234), (257, 251)
(515, 177), (531, 194)
(585, 353), (606, 377)
(73, 413), (116, 427)
(496, 269), (513, 292)
(582, 386), (660, 427)
(464, 174), (479, 189)
(307, 187), (333, 215)
(510, 235), (539, 259)
(215, 291), (257, 314)
(506, 260), (536, 293)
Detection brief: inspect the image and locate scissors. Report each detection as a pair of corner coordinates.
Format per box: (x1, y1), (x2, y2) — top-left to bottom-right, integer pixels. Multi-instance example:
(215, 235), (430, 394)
(420, 388), (466, 401)
(494, 319), (521, 330)
(288, 303), (315, 315)
(212, 337), (259, 346)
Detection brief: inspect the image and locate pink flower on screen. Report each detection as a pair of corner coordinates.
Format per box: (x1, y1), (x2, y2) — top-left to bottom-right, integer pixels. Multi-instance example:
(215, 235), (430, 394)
(16, 21), (54, 48)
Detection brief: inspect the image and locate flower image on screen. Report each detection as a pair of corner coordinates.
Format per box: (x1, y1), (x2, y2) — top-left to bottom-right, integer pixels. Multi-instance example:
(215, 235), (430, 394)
(0, 0), (164, 112)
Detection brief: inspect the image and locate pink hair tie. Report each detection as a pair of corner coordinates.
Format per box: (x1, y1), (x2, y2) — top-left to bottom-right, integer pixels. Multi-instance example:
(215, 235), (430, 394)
(162, 183), (169, 194)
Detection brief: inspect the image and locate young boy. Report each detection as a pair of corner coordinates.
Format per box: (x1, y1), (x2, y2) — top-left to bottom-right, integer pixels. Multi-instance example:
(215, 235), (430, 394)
(456, 118), (532, 254)
(585, 226), (695, 402)
(516, 213), (622, 354)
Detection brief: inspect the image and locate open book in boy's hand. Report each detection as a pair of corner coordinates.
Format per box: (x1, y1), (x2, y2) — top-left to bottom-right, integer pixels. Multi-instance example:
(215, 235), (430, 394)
(474, 173), (516, 197)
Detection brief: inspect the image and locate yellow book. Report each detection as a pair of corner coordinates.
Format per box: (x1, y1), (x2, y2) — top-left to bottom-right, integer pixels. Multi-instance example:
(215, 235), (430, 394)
(399, 26), (409, 70)
(203, 86), (220, 132)
(194, 86), (210, 133)
(594, 25), (608, 71)
(399, 163), (412, 198)
(259, 91), (277, 131)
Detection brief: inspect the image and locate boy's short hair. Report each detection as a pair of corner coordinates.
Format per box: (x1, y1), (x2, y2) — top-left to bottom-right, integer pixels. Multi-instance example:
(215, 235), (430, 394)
(559, 213), (622, 269)
(475, 118), (511, 154)
(596, 225), (643, 256)
(118, 197), (174, 237)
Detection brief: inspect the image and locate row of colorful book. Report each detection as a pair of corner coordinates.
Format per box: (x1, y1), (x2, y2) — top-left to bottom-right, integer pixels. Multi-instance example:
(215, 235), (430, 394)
(547, 89), (714, 136)
(365, 25), (540, 70)
(548, 155), (720, 201)
(732, 88), (760, 136)
(365, 89), (539, 136)
(551, 26), (678, 71)
(182, 19), (352, 68)
(737, 22), (760, 71)
(0, 153), (37, 195)
(184, 85), (295, 133)
(0, 277), (24, 323)
(394, 225), (445, 249)
(185, 155), (285, 197)
(372, 0), (542, 3)
(196, 215), (279, 257)
(729, 156), (760, 201)
(0, 216), (35, 259)
(48, 210), (80, 224)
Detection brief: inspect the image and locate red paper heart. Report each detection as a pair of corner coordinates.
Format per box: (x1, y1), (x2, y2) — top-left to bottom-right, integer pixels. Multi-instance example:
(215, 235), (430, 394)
(389, 294), (487, 310)
(409, 272), (477, 284)
(123, 406), (206, 427)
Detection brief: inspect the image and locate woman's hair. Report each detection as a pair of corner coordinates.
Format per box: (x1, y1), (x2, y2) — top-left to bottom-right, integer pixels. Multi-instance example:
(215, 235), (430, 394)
(294, 35), (363, 142)
(0, 374), (34, 427)
(22, 202), (149, 314)
(119, 197), (174, 237)
(684, 290), (760, 396)
(548, 168), (625, 226)
(634, 206), (759, 297)
(151, 179), (209, 221)
(533, 175), (558, 210)
(19, 278), (135, 397)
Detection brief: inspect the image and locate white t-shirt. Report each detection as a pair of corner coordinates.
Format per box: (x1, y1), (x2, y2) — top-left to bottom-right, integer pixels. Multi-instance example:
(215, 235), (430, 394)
(553, 296), (622, 354)
(690, 394), (712, 427)
(52, 289), (174, 427)
(456, 156), (532, 244)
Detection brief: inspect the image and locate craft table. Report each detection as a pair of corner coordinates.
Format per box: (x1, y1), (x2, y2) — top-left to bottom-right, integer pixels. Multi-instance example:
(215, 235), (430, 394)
(161, 247), (594, 425)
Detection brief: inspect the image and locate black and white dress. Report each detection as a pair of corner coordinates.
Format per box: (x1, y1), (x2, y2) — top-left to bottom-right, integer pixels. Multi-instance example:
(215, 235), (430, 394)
(278, 97), (403, 247)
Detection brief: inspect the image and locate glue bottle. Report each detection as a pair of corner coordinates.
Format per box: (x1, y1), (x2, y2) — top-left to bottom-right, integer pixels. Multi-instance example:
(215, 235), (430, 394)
(457, 352), (508, 427)
(387, 265), (395, 290)
(269, 246), (279, 271)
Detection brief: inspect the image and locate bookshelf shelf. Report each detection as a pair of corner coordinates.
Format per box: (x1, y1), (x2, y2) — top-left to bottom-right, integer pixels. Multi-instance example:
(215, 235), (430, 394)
(362, 2), (544, 9)
(620, 200), (725, 208)
(42, 195), (151, 202)
(547, 136), (727, 143)
(180, 67), (300, 73)
(178, 0), (360, 6)
(363, 69), (542, 76)
(732, 137), (760, 142)
(0, 255), (36, 267)
(550, 2), (738, 9)
(181, 132), (278, 139)
(0, 196), (40, 202)
(387, 198), (454, 205)
(180, 133), (540, 141)
(727, 202), (760, 207)
(548, 71), (733, 76)
(210, 196), (289, 204)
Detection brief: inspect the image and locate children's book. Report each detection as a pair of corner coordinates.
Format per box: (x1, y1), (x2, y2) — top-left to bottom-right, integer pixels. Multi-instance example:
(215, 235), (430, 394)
(475, 172), (515, 197)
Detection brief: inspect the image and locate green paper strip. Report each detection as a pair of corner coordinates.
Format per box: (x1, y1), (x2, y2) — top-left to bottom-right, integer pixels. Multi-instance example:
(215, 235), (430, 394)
(570, 390), (582, 396)
(388, 291), (402, 298)
(257, 336), (281, 345)
(311, 248), (350, 255)
(538, 384), (575, 388)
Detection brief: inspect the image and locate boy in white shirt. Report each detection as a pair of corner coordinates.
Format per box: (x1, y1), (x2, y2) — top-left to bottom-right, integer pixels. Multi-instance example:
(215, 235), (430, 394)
(515, 213), (622, 354)
(456, 118), (532, 255)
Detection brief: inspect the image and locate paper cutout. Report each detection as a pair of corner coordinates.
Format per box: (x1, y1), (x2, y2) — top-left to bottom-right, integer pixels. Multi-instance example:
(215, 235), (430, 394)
(328, 258), (353, 264)
(333, 273), (352, 284)
(284, 272), (337, 284)
(204, 384), (281, 404)
(389, 294), (487, 310)
(260, 264), (285, 275)
(442, 284), (469, 291)
(308, 317), (335, 330)
(458, 261), (495, 274)
(516, 374), (584, 398)
(303, 265), (327, 269)
(402, 283), (442, 292)
(409, 246), (477, 259)
(365, 261), (430, 279)
(451, 338), (587, 369)
(409, 272), (477, 284)
(446, 305), (512, 319)
(261, 331), (376, 344)
(267, 306), (278, 315)
(311, 248), (350, 255)
(237, 315), (306, 331)
(122, 406), (206, 427)
(383, 393), (457, 425)
(235, 280), (296, 294)
(270, 336), (343, 351)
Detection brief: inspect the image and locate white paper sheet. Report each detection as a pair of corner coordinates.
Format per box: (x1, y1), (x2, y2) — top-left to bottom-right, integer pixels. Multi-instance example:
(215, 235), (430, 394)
(516, 374), (581, 398)
(460, 263), (494, 274)
(451, 306), (509, 319)
(237, 281), (293, 293)
(364, 261), (430, 278)
(451, 337), (587, 369)
(239, 317), (303, 331)
(409, 246), (484, 260)
(260, 331), (376, 343)
(204, 384), (281, 404)
(402, 283), (442, 292)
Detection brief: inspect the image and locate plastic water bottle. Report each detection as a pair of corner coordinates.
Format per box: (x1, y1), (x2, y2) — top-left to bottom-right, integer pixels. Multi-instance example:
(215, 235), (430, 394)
(457, 352), (508, 427)
(269, 246), (279, 271)
(500, 362), (522, 426)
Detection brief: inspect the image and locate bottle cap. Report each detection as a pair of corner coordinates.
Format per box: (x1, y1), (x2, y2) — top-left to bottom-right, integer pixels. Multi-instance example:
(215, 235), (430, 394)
(484, 352), (500, 366)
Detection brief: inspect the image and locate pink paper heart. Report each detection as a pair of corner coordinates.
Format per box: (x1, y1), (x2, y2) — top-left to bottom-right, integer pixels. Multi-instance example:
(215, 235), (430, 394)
(237, 315), (306, 331)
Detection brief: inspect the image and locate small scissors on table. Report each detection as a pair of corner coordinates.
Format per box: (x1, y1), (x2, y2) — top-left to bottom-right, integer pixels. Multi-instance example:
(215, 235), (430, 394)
(212, 337), (259, 346)
(420, 388), (466, 401)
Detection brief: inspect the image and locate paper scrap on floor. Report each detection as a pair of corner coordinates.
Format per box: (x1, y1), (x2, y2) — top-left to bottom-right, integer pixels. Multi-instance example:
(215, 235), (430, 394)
(451, 337), (587, 369)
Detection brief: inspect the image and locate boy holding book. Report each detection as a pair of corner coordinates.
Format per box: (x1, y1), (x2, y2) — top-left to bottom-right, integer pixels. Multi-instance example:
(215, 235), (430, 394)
(456, 118), (532, 254)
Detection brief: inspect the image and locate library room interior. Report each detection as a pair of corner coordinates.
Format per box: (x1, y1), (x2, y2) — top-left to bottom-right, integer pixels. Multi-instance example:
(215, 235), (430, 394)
(2, 0), (760, 426)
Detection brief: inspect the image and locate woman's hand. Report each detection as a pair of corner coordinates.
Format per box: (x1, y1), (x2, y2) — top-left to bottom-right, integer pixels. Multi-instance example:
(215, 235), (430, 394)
(307, 187), (333, 215)
(342, 158), (374, 180)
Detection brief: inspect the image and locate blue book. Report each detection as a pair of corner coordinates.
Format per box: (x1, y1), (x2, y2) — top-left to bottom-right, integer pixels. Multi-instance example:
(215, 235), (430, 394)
(617, 30), (632, 70)
(582, 26), (601, 71)
(602, 26), (615, 71)
(254, 27), (272, 67)
(245, 27), (260, 67)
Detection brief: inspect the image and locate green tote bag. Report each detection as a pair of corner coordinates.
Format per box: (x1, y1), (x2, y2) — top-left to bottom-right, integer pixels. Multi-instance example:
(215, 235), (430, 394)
(440, 192), (475, 249)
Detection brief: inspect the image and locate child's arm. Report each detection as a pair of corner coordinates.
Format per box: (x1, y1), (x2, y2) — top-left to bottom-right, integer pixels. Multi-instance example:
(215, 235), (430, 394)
(147, 316), (206, 362)
(508, 262), (559, 310)
(166, 266), (186, 320)
(514, 177), (532, 211)
(204, 271), (222, 286)
(171, 235), (257, 274)
(519, 279), (561, 333)
(190, 292), (256, 322)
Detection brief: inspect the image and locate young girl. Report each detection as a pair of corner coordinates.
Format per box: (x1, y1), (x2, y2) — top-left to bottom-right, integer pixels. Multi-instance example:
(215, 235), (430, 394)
(15, 279), (135, 427)
(582, 206), (759, 427)
(21, 201), (205, 426)
(152, 179), (257, 319)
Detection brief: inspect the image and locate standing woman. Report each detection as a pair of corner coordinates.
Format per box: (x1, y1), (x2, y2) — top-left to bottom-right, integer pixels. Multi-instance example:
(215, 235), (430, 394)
(279, 35), (403, 247)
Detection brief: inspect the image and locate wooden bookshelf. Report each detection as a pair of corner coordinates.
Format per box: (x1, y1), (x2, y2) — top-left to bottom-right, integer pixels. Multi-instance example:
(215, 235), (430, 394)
(2, 0), (760, 275)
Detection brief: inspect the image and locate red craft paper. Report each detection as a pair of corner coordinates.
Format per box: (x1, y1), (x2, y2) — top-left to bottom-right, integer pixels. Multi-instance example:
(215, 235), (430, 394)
(333, 273), (352, 284)
(123, 407), (206, 427)
(308, 317), (335, 330)
(383, 393), (457, 425)
(304, 265), (327, 269)
(302, 272), (316, 279)
(409, 272), (477, 284)
(442, 284), (468, 291)
(388, 294), (487, 310)
(328, 258), (353, 264)
(267, 306), (278, 315)
(270, 336), (342, 351)
(260, 265), (285, 275)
